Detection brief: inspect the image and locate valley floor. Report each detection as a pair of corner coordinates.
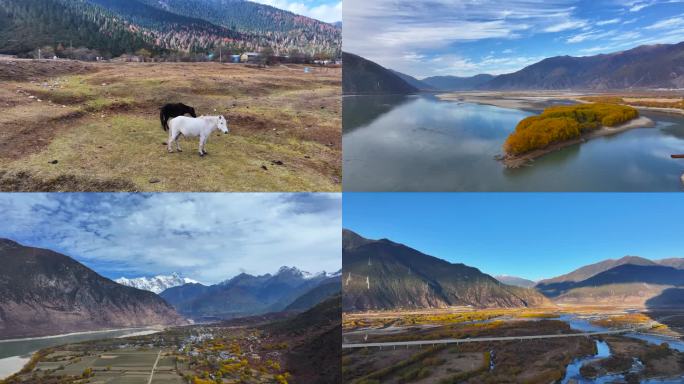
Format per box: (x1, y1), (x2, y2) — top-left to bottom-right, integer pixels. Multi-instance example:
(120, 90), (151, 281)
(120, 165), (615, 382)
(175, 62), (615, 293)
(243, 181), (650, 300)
(3, 323), (314, 384)
(437, 90), (684, 115)
(0, 60), (341, 191)
(342, 307), (684, 383)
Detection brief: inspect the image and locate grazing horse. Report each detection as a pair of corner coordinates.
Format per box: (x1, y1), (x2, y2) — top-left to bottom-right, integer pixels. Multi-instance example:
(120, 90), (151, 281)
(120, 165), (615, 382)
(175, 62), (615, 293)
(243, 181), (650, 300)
(167, 115), (229, 156)
(160, 103), (197, 132)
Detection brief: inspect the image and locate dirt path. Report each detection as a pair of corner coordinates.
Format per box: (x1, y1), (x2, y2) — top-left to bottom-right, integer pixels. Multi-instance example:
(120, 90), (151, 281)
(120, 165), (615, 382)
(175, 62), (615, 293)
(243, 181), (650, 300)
(147, 350), (161, 384)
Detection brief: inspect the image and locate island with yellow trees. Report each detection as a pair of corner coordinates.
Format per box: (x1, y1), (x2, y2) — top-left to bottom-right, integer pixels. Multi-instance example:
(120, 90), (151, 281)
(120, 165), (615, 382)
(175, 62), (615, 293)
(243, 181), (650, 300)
(500, 103), (653, 168)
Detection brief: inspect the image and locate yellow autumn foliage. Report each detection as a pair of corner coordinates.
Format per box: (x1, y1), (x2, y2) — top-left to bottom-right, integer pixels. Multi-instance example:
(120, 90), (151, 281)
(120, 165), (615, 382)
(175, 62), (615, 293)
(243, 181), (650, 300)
(504, 103), (638, 155)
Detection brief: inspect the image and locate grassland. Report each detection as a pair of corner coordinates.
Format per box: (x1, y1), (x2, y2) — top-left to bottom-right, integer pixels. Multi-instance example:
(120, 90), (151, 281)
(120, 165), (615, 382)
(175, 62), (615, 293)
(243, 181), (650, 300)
(0, 59), (341, 191)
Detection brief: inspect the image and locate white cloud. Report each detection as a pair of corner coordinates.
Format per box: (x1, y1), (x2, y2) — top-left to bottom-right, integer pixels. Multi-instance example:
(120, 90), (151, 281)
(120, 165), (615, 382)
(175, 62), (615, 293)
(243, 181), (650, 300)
(566, 29), (617, 43)
(249, 0), (341, 23)
(645, 15), (684, 30)
(596, 18), (621, 25)
(0, 194), (342, 284)
(344, 0), (586, 76)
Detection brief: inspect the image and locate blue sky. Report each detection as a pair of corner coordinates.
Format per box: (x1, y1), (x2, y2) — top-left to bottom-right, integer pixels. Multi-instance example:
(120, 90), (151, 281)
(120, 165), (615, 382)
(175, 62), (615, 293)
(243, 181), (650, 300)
(344, 193), (684, 281)
(344, 0), (684, 78)
(0, 193), (341, 284)
(250, 0), (341, 23)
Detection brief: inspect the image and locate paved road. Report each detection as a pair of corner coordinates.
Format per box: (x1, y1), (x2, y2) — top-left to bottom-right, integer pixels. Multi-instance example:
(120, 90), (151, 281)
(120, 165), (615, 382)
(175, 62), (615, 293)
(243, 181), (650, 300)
(343, 314), (684, 349)
(342, 328), (639, 349)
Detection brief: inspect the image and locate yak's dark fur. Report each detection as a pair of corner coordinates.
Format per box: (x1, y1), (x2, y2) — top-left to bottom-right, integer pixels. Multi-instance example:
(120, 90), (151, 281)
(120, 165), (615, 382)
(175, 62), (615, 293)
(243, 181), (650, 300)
(160, 103), (197, 131)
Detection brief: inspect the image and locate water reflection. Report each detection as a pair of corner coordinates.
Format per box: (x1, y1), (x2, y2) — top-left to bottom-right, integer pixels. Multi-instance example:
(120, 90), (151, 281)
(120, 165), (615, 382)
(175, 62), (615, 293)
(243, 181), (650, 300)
(343, 95), (684, 191)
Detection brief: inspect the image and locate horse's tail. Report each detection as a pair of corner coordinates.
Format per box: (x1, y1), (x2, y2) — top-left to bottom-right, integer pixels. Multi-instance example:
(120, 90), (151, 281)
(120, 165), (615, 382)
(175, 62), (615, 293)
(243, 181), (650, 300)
(160, 108), (169, 131)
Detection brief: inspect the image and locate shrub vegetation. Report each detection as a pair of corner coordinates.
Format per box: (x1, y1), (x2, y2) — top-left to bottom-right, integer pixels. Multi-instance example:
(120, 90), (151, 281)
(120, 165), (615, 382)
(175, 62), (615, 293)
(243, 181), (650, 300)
(503, 103), (639, 155)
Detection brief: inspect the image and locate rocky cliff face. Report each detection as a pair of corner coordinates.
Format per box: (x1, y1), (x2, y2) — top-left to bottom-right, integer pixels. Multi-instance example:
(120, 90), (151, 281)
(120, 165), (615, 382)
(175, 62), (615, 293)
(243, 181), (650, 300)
(342, 230), (550, 311)
(0, 239), (186, 340)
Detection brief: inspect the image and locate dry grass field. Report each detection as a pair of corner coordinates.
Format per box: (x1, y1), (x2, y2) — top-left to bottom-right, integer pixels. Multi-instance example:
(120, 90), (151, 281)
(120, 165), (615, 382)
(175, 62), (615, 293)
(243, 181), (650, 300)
(0, 59), (341, 191)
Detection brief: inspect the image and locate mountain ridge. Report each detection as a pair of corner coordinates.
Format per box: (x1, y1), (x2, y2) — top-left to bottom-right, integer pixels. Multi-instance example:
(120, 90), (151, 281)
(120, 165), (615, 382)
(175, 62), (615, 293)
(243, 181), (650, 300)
(379, 41), (684, 91)
(0, 238), (186, 340)
(116, 273), (199, 294)
(342, 52), (418, 95)
(0, 0), (341, 57)
(161, 266), (339, 319)
(342, 230), (550, 311)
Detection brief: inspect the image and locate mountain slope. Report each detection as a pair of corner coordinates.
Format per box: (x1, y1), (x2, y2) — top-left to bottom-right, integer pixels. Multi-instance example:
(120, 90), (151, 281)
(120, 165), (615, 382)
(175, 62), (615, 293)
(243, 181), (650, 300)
(422, 74), (495, 91)
(343, 52), (418, 95)
(0, 0), (340, 57)
(0, 0), (156, 57)
(268, 295), (341, 384)
(483, 42), (684, 90)
(547, 264), (684, 306)
(0, 239), (185, 340)
(285, 277), (341, 311)
(115, 273), (198, 294)
(390, 69), (433, 90)
(160, 267), (334, 319)
(342, 229), (549, 311)
(137, 0), (341, 51)
(655, 258), (684, 269)
(536, 256), (657, 296)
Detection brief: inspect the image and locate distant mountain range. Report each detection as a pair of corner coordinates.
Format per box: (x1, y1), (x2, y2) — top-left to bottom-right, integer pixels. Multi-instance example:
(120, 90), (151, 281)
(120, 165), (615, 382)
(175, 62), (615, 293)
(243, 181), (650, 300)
(0, 239), (185, 340)
(342, 230), (549, 311)
(0, 0), (341, 57)
(345, 41), (684, 94)
(116, 273), (199, 294)
(495, 275), (536, 288)
(421, 74), (495, 91)
(536, 256), (684, 306)
(160, 266), (341, 319)
(340, 229), (684, 310)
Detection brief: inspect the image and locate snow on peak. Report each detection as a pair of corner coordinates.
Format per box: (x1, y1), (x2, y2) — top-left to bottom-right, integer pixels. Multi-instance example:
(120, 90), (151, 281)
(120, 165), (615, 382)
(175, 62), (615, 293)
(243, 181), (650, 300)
(115, 273), (198, 294)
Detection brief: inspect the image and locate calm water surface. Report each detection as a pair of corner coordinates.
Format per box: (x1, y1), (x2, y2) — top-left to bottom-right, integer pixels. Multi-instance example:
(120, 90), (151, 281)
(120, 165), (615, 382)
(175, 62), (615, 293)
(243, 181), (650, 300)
(343, 95), (684, 191)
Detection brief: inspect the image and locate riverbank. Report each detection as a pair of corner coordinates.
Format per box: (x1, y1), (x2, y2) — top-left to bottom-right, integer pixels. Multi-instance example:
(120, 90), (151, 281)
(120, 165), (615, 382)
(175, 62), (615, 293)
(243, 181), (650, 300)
(0, 326), (165, 380)
(438, 91), (684, 116)
(499, 116), (655, 168)
(0, 356), (30, 380)
(437, 91), (584, 110)
(0, 326), (162, 343)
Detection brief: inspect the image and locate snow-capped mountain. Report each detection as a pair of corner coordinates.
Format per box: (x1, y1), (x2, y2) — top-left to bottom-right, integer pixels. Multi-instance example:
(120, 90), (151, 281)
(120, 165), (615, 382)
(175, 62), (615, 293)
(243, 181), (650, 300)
(278, 266), (337, 280)
(115, 273), (198, 294)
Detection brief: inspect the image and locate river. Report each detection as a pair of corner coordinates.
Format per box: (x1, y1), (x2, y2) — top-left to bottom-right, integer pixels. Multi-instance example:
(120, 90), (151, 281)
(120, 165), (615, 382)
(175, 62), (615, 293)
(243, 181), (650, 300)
(559, 314), (684, 383)
(343, 94), (684, 191)
(0, 327), (160, 379)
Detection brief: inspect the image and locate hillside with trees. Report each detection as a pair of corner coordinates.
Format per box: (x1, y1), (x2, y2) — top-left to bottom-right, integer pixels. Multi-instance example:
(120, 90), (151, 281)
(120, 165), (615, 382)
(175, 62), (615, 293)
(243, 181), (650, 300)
(0, 0), (340, 60)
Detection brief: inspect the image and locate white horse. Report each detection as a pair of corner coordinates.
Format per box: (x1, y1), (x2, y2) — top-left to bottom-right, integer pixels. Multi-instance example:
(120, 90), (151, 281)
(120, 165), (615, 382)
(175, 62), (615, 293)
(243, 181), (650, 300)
(167, 115), (229, 157)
